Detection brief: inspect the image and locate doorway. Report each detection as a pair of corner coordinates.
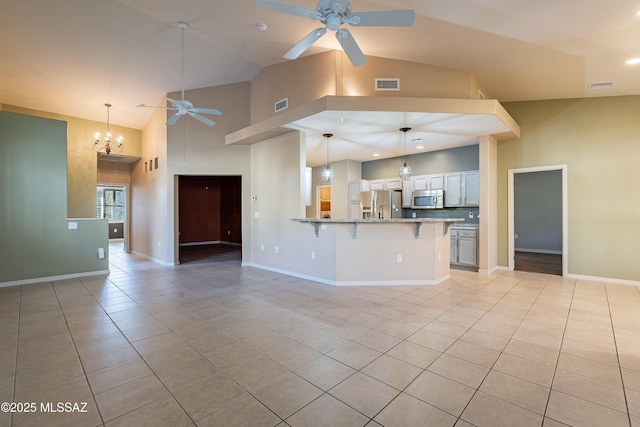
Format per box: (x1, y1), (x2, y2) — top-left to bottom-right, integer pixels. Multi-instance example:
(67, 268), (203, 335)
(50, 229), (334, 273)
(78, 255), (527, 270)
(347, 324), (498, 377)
(97, 185), (126, 252)
(177, 176), (242, 264)
(508, 165), (567, 276)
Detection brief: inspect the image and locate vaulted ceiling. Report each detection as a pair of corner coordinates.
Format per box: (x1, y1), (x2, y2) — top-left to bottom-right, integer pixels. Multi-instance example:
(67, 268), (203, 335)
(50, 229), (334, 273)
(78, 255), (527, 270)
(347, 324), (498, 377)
(2, 0), (639, 132)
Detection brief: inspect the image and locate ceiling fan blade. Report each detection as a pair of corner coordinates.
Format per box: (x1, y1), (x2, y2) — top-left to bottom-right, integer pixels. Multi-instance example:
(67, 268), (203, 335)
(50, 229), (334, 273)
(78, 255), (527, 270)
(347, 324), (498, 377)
(284, 27), (327, 60)
(336, 28), (366, 67)
(189, 107), (221, 116)
(255, 0), (322, 20)
(349, 10), (415, 27)
(166, 112), (181, 125)
(188, 112), (216, 126)
(332, 0), (349, 15)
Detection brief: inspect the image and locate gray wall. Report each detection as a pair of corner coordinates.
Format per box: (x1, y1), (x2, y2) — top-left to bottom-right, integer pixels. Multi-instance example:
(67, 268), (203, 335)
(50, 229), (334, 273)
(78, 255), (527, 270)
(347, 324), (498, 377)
(362, 144), (479, 179)
(0, 111), (109, 285)
(514, 170), (562, 253)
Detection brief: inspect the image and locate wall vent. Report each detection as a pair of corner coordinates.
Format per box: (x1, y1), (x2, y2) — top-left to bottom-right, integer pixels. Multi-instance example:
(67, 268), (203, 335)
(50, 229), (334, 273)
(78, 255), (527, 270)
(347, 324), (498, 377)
(589, 81), (614, 90)
(275, 98), (288, 112)
(375, 78), (400, 91)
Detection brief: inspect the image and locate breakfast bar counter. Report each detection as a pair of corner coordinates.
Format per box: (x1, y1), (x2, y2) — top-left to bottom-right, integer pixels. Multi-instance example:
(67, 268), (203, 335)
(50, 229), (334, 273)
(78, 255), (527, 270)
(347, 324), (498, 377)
(287, 218), (464, 286)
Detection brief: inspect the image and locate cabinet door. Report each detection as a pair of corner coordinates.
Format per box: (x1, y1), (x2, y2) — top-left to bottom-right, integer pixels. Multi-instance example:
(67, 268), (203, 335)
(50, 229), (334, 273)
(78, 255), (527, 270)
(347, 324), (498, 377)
(370, 180), (385, 190)
(450, 235), (458, 264)
(457, 237), (477, 266)
(463, 171), (480, 206)
(444, 173), (462, 206)
(402, 178), (413, 208)
(348, 180), (368, 202)
(428, 174), (444, 190)
(385, 178), (403, 190)
(349, 201), (361, 219)
(413, 176), (428, 191)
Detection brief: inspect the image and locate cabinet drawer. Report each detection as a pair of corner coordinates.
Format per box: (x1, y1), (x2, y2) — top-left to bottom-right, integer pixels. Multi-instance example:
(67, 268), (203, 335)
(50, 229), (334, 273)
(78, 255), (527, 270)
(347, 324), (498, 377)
(457, 229), (477, 238)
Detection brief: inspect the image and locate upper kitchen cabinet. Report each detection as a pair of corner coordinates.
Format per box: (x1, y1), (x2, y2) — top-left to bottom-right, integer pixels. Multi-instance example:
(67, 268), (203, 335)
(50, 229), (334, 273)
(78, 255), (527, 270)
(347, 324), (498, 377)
(444, 171), (479, 207)
(348, 179), (370, 202)
(428, 174), (445, 190)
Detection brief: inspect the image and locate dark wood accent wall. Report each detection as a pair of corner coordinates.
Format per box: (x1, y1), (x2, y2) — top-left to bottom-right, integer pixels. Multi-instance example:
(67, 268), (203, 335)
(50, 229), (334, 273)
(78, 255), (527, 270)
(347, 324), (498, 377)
(178, 176), (242, 245)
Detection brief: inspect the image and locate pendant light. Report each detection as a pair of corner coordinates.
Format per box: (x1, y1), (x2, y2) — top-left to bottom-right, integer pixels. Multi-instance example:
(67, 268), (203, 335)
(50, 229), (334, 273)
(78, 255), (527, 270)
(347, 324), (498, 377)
(93, 103), (124, 155)
(321, 133), (334, 182)
(398, 127), (412, 180)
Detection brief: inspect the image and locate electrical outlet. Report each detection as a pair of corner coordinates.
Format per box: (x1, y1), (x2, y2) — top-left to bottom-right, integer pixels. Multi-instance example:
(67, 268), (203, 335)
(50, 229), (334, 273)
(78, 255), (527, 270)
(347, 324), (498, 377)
(469, 212), (474, 219)
(261, 244), (264, 251)
(396, 254), (402, 263)
(311, 251), (315, 259)
(228, 230), (231, 235)
(254, 212), (260, 218)
(68, 222), (78, 230)
(275, 246), (279, 254)
(438, 252), (441, 261)
(98, 248), (104, 259)
(515, 234), (519, 239)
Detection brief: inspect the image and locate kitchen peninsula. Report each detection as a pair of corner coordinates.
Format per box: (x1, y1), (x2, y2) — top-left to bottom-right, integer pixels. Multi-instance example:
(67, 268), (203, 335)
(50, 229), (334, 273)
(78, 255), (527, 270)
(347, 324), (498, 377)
(290, 218), (464, 286)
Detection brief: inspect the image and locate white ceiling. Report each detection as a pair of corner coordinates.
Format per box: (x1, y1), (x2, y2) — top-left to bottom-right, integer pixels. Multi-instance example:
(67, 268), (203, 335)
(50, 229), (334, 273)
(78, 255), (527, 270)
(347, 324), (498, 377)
(2, 0), (640, 163)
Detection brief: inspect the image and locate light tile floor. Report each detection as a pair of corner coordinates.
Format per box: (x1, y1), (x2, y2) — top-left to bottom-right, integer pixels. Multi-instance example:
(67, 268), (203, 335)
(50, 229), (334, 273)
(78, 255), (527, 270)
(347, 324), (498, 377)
(1, 245), (640, 426)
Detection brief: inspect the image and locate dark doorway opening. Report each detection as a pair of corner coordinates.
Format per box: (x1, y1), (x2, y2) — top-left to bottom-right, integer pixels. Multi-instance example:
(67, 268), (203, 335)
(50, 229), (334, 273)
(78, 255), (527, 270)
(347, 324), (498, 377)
(178, 175), (242, 265)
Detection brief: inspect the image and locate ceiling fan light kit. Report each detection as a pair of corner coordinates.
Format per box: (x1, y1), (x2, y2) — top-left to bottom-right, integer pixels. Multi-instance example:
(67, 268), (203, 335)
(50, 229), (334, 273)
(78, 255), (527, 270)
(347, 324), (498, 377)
(256, 0), (415, 67)
(136, 21), (221, 126)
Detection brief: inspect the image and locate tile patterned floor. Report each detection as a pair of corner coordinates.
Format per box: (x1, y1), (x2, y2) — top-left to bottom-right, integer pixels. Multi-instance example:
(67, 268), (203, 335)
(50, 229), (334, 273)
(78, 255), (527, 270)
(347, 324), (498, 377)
(1, 244), (640, 426)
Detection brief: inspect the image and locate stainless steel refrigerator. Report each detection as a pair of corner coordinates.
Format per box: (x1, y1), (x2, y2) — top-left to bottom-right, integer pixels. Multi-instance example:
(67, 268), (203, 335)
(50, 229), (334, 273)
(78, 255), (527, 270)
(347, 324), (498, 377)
(360, 190), (402, 219)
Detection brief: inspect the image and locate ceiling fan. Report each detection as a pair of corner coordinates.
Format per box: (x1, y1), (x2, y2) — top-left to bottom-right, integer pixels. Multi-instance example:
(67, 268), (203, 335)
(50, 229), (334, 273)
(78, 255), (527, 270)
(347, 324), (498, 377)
(256, 0), (415, 67)
(136, 21), (221, 126)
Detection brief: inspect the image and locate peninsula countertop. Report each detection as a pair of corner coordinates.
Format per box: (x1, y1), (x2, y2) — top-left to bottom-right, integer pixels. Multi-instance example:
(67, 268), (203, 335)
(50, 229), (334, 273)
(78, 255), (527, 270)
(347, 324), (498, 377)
(291, 217), (465, 238)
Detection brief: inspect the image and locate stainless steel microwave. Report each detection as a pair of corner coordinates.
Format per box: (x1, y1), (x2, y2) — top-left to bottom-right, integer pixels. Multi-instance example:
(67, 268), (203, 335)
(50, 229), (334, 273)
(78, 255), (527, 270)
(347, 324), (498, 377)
(411, 190), (444, 209)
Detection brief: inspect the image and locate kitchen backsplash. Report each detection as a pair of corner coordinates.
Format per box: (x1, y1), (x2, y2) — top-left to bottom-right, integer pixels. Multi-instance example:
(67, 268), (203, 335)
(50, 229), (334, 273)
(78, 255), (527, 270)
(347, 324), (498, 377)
(403, 206), (480, 225)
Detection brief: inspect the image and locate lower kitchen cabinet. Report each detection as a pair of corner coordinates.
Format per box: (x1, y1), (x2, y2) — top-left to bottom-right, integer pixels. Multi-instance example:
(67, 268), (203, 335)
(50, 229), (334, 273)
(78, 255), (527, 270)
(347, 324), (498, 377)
(450, 228), (478, 267)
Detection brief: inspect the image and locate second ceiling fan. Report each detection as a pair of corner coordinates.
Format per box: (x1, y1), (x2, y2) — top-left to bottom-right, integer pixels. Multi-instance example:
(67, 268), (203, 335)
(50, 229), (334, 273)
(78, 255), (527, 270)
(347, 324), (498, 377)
(256, 0), (415, 67)
(137, 21), (221, 126)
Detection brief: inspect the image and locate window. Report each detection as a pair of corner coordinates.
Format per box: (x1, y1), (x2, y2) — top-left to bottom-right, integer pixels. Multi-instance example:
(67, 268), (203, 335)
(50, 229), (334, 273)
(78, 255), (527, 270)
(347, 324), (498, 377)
(96, 186), (124, 222)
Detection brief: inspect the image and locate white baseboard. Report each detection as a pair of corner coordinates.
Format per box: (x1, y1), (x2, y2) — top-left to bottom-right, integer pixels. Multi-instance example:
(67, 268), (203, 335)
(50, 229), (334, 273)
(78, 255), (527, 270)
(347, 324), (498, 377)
(478, 265), (508, 275)
(243, 262), (448, 286)
(131, 251), (178, 266)
(566, 273), (640, 287)
(0, 270), (110, 288)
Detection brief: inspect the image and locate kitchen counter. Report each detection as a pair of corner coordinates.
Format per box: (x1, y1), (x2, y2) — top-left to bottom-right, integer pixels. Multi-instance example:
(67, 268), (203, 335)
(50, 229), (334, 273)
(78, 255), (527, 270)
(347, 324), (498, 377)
(291, 218), (465, 239)
(288, 218), (464, 286)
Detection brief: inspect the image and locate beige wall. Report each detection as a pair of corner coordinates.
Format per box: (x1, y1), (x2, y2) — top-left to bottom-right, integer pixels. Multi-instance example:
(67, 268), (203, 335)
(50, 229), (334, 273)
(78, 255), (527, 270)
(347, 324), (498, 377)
(2, 104), (141, 218)
(251, 51), (490, 125)
(499, 96), (640, 282)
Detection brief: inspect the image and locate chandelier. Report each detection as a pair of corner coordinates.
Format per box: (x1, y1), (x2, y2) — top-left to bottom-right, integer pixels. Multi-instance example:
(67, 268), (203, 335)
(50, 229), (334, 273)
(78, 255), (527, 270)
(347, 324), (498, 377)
(93, 103), (124, 155)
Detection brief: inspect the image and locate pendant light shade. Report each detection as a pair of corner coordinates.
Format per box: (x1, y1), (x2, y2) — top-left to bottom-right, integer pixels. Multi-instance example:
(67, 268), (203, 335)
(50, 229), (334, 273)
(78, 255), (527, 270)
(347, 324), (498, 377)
(398, 127), (412, 180)
(321, 133), (334, 182)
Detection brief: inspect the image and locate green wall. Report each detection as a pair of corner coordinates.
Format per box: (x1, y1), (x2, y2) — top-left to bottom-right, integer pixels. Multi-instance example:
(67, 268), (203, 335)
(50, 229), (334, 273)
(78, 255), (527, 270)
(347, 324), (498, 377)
(0, 111), (109, 285)
(499, 96), (640, 281)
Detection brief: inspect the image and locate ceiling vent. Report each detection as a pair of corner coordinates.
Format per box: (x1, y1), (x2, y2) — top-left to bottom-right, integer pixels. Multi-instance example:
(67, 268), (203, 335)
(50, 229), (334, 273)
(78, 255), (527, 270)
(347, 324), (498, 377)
(589, 81), (614, 90)
(375, 78), (400, 91)
(275, 98), (288, 112)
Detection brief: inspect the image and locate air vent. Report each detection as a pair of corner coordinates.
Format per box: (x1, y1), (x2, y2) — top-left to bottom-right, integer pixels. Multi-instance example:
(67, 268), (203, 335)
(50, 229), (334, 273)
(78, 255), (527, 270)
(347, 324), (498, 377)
(375, 78), (400, 91)
(275, 98), (288, 112)
(589, 81), (614, 90)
